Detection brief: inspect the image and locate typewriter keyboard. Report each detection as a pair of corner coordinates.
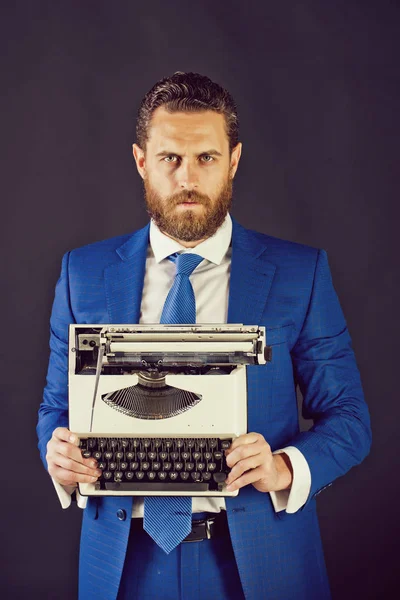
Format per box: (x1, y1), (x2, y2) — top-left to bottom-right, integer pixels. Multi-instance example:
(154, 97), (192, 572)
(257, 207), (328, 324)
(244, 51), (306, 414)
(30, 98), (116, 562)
(79, 437), (232, 492)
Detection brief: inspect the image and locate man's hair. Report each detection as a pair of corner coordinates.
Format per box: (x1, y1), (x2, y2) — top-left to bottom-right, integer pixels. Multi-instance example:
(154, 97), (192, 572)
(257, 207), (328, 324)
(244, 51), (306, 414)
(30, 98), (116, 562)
(136, 71), (239, 154)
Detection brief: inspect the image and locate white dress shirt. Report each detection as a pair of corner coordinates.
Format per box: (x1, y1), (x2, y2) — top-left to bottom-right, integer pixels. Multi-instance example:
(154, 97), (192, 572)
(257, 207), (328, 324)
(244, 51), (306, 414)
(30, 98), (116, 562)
(54, 213), (311, 514)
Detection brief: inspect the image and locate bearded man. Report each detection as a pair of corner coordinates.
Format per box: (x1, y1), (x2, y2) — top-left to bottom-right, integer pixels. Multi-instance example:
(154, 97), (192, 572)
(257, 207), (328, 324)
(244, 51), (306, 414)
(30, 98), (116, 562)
(37, 71), (371, 600)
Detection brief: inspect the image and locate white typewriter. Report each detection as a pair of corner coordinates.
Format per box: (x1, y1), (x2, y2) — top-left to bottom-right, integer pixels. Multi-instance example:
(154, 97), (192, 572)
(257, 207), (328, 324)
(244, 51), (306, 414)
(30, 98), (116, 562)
(69, 324), (271, 497)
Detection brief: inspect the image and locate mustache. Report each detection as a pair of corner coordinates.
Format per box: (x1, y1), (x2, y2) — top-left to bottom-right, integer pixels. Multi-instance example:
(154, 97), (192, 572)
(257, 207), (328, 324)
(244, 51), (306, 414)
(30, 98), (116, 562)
(170, 190), (210, 205)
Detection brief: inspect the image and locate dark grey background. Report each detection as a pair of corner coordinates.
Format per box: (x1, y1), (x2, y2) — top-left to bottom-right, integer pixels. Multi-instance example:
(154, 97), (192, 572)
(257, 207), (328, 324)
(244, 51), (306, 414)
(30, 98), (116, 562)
(1, 1), (399, 598)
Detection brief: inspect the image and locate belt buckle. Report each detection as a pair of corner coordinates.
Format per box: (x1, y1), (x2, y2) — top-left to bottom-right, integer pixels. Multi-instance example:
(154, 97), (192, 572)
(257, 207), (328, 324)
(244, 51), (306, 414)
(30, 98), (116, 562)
(183, 517), (215, 543)
(205, 518), (212, 540)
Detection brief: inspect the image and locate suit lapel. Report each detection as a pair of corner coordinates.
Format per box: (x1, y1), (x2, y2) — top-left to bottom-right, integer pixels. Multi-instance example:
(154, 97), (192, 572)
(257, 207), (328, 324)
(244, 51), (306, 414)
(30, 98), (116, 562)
(104, 223), (150, 323)
(228, 217), (276, 325)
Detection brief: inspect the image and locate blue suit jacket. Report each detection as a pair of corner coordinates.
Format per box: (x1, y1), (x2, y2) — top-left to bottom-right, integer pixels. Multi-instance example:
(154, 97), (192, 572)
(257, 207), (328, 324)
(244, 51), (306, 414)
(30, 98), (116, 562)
(37, 216), (371, 600)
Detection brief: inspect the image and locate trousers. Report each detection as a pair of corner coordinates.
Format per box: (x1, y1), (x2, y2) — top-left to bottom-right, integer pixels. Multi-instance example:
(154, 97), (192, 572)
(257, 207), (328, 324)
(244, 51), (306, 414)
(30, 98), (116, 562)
(117, 512), (246, 600)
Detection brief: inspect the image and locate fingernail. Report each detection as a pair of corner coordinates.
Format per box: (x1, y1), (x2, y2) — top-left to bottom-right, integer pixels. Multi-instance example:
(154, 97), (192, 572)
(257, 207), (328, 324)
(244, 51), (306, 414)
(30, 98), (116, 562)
(91, 461), (97, 468)
(69, 435), (76, 443)
(226, 484), (233, 491)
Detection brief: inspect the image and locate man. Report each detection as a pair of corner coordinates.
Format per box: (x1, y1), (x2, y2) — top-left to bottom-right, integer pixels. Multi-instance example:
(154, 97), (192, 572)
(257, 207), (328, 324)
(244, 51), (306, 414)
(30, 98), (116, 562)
(37, 71), (372, 600)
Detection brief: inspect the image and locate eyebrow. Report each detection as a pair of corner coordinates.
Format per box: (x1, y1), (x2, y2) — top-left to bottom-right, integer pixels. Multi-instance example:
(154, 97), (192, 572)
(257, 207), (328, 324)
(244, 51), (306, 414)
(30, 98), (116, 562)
(155, 149), (223, 158)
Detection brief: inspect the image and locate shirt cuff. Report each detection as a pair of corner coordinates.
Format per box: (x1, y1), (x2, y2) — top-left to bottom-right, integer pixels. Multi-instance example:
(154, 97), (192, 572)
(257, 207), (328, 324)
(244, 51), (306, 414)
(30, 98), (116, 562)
(52, 478), (75, 509)
(51, 478), (88, 510)
(269, 446), (311, 513)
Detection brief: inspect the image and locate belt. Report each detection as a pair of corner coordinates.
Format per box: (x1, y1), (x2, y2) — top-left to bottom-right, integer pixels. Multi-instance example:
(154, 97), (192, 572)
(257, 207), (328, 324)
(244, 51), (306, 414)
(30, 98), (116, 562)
(131, 511), (228, 543)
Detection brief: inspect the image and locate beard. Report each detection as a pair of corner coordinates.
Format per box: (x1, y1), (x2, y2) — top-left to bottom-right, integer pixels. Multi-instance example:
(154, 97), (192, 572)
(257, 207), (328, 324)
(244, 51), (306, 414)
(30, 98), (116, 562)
(143, 173), (233, 242)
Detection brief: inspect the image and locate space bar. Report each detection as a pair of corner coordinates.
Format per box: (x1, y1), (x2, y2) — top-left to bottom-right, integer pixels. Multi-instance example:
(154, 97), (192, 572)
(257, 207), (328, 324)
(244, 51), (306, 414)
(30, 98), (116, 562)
(104, 482), (210, 492)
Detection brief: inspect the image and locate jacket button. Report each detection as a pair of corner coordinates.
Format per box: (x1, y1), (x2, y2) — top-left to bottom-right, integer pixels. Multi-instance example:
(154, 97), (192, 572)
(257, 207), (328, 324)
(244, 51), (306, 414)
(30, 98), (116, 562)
(117, 509), (126, 521)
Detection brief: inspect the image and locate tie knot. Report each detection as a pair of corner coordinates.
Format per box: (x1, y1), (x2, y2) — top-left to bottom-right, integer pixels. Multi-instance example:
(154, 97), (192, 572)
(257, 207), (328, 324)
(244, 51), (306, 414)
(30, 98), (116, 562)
(170, 252), (203, 277)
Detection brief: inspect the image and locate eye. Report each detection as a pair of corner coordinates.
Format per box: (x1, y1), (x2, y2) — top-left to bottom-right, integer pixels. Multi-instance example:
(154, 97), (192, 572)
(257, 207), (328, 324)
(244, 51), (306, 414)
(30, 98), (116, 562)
(163, 155), (178, 163)
(200, 155), (214, 162)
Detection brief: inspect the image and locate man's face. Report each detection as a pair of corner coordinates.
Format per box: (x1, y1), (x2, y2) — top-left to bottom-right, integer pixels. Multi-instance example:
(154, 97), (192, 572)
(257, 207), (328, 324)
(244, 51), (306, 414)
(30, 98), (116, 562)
(133, 107), (242, 243)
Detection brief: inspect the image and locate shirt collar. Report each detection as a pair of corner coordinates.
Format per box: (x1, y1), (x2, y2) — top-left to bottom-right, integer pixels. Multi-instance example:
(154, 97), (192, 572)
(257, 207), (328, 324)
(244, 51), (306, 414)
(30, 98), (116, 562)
(149, 212), (232, 265)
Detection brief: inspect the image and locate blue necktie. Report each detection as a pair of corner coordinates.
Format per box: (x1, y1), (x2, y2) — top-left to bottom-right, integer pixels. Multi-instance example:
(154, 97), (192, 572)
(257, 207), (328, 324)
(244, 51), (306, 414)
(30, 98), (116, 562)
(143, 252), (204, 554)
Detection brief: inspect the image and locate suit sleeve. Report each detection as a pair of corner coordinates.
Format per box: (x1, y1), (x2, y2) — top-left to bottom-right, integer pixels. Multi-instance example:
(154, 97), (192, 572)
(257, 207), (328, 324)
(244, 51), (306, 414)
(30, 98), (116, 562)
(289, 249), (372, 508)
(37, 252), (74, 470)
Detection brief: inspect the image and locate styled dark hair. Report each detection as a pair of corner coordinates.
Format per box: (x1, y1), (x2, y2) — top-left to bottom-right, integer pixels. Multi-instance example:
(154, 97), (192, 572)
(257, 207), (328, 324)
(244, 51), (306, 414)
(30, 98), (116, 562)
(135, 71), (239, 154)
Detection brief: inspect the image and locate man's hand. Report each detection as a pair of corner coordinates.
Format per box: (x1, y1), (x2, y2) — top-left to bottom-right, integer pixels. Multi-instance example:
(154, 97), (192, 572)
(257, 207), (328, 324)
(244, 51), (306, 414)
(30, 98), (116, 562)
(225, 432), (293, 493)
(46, 427), (102, 487)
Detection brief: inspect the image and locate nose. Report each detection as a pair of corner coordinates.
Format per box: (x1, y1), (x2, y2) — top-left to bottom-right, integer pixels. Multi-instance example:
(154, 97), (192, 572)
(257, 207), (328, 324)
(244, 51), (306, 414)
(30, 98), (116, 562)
(177, 161), (199, 190)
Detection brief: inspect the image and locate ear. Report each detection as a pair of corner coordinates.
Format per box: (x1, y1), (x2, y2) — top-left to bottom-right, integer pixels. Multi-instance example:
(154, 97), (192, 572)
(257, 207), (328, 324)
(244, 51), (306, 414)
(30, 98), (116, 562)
(230, 142), (242, 178)
(132, 143), (146, 179)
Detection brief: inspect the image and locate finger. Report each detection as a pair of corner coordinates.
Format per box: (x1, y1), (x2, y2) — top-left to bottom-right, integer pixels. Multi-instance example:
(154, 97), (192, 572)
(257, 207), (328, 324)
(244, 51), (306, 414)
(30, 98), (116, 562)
(226, 433), (263, 455)
(52, 427), (80, 446)
(226, 444), (262, 468)
(47, 442), (98, 474)
(226, 455), (262, 485)
(53, 452), (102, 478)
(52, 440), (87, 464)
(51, 466), (100, 487)
(226, 465), (264, 492)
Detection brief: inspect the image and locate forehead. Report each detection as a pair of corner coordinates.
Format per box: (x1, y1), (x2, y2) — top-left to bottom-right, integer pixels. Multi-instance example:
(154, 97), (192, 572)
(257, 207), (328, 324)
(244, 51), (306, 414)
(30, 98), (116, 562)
(147, 106), (228, 151)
